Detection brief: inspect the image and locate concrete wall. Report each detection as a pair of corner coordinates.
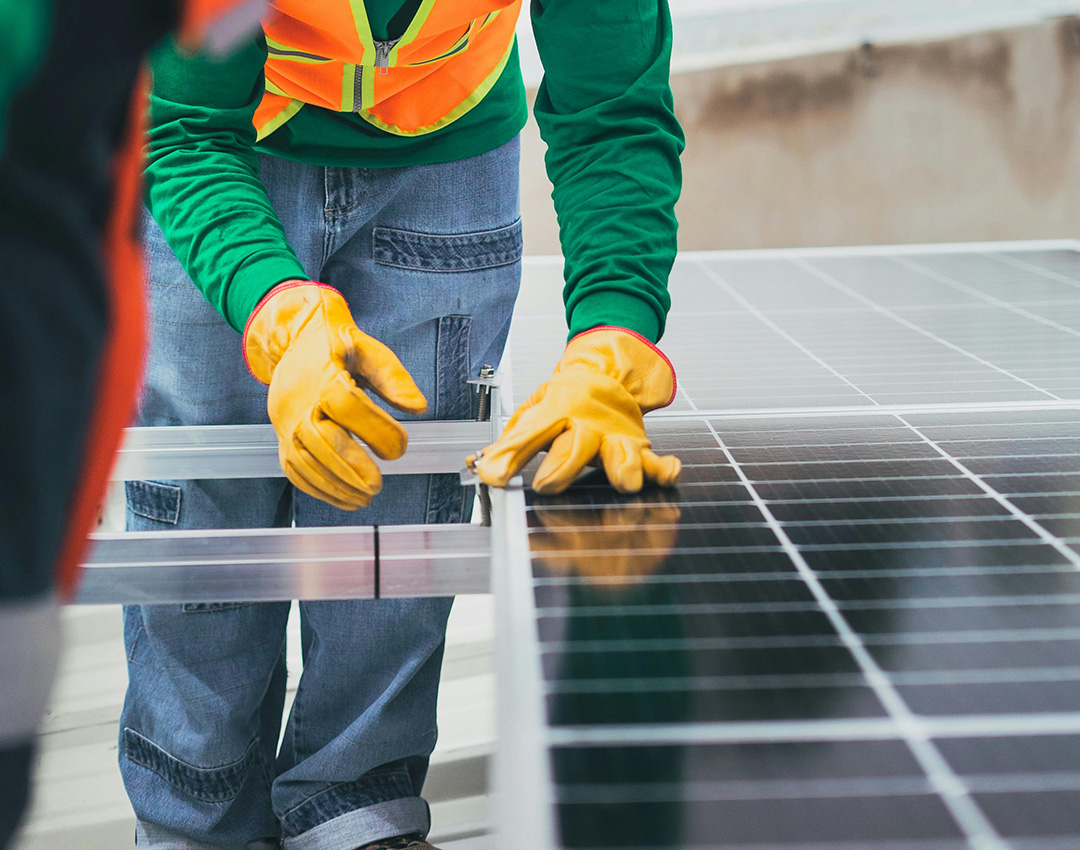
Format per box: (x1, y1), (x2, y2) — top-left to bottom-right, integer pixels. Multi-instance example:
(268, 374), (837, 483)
(520, 16), (1080, 253)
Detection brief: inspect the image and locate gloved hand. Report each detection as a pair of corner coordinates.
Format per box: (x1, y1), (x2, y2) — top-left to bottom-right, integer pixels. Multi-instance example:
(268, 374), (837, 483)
(469, 327), (681, 494)
(244, 281), (427, 510)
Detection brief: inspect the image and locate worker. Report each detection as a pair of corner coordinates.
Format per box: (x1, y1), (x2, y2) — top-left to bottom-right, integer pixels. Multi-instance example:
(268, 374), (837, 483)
(0, 2), (262, 848)
(121, 2), (684, 848)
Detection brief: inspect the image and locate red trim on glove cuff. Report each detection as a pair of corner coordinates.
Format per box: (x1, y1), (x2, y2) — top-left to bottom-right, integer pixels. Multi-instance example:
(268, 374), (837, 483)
(241, 280), (340, 380)
(569, 325), (678, 409)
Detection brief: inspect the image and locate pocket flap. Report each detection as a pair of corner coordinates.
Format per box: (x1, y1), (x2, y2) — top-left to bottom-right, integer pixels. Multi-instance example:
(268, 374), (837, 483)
(373, 218), (522, 272)
(125, 480), (182, 525)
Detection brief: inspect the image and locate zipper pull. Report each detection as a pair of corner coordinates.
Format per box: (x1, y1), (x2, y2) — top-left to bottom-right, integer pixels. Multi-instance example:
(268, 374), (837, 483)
(374, 41), (391, 75)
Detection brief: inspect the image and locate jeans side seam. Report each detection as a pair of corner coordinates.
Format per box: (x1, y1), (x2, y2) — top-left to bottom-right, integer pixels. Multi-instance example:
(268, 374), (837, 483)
(127, 625), (148, 663)
(279, 726), (436, 822)
(321, 166), (335, 268)
(290, 676), (307, 764)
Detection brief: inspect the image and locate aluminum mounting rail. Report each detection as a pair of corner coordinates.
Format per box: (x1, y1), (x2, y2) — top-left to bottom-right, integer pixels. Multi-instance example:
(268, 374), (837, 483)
(78, 523), (490, 605)
(112, 420), (492, 480)
(79, 379), (505, 604)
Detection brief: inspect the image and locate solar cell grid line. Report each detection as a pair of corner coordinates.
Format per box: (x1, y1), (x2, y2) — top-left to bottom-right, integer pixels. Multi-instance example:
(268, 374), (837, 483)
(892, 415), (1080, 572)
(991, 251), (1080, 290)
(699, 419), (1010, 850)
(654, 400), (1080, 421)
(693, 259), (886, 411)
(675, 241), (1080, 261)
(788, 256), (1063, 402)
(549, 714), (1080, 747)
(890, 254), (1080, 342)
(812, 266), (1080, 392)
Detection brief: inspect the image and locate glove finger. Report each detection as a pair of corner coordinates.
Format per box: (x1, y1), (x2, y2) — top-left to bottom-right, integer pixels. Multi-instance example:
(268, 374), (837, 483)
(344, 326), (428, 415)
(599, 434), (645, 494)
(321, 373), (411, 461)
(532, 426), (602, 495)
(296, 414), (381, 499)
(642, 449), (682, 488)
(282, 457), (368, 512)
(287, 432), (377, 509)
(474, 408), (567, 488)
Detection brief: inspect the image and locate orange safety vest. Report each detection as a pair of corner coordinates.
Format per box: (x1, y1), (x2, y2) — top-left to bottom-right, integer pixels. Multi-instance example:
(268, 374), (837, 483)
(253, 0), (521, 140)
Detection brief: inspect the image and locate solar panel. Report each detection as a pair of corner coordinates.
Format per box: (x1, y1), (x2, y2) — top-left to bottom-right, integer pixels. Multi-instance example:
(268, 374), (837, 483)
(496, 243), (1080, 850)
(510, 243), (1080, 413)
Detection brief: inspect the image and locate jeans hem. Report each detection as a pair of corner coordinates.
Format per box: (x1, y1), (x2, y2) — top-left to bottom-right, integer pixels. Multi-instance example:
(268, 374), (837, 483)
(136, 820), (279, 849)
(281, 798), (430, 850)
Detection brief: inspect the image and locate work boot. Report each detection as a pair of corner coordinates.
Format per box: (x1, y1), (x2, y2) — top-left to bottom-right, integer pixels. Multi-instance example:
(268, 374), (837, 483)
(359, 835), (441, 850)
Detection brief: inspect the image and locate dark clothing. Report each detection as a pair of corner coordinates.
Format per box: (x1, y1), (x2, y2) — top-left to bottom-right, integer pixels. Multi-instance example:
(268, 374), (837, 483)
(0, 744), (34, 849)
(0, 2), (175, 846)
(0, 0), (170, 600)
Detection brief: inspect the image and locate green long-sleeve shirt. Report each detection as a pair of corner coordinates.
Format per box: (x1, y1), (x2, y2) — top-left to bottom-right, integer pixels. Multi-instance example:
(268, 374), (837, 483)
(146, 0), (683, 342)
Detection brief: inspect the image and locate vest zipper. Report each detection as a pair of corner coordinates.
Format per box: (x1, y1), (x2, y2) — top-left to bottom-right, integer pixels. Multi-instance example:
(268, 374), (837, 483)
(373, 39), (399, 75)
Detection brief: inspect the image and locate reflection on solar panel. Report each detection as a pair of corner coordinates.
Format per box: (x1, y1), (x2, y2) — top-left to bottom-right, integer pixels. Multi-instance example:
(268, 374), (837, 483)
(498, 243), (1080, 850)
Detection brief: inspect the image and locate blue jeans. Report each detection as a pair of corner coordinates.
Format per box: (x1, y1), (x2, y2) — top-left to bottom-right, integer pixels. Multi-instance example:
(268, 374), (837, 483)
(120, 138), (521, 849)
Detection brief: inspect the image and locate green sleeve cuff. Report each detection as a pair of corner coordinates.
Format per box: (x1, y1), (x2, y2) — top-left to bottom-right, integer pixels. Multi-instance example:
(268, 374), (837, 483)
(225, 255), (308, 333)
(567, 290), (663, 344)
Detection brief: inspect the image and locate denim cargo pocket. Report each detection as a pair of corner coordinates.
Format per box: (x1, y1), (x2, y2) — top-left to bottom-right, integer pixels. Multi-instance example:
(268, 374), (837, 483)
(435, 315), (472, 420)
(372, 218), (522, 273)
(126, 480), (181, 524)
(123, 727), (260, 803)
(427, 315), (474, 523)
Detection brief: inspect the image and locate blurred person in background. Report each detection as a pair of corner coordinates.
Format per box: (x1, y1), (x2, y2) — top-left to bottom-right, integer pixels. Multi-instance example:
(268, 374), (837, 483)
(0, 2), (260, 847)
(121, 1), (683, 848)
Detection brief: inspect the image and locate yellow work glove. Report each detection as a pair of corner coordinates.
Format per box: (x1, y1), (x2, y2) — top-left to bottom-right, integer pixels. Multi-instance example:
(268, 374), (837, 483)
(243, 281), (427, 510)
(470, 327), (682, 494)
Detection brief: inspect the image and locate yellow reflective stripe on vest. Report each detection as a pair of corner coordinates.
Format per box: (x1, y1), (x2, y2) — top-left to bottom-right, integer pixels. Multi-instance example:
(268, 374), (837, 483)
(255, 98), (304, 142)
(346, 0), (377, 57)
(264, 77), (290, 97)
(353, 34), (513, 137)
(341, 65), (354, 113)
(406, 19), (476, 67)
(387, 0), (438, 66)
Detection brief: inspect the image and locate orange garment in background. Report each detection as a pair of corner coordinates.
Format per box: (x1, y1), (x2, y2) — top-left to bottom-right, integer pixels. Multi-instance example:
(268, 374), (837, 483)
(54, 0), (264, 597)
(53, 75), (148, 598)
